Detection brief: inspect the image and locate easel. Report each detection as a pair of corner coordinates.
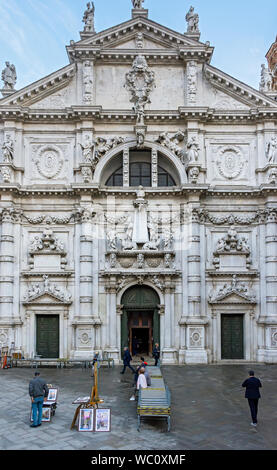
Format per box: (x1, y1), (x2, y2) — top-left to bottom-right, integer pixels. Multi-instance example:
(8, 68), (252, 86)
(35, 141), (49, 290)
(71, 361), (104, 430)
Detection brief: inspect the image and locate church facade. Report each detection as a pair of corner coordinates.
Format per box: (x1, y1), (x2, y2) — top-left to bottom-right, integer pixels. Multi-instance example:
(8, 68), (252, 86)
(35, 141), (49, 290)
(0, 2), (277, 364)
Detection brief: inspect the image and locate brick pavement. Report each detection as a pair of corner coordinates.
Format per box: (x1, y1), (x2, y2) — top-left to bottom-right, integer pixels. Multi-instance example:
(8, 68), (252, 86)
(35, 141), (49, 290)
(0, 364), (277, 450)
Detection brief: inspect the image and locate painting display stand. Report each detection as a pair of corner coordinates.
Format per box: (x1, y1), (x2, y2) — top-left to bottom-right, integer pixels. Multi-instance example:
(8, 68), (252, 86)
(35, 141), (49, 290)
(71, 362), (104, 430)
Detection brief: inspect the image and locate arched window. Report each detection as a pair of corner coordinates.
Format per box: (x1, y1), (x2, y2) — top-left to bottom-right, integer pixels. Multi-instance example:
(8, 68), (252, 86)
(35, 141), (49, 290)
(104, 148), (178, 187)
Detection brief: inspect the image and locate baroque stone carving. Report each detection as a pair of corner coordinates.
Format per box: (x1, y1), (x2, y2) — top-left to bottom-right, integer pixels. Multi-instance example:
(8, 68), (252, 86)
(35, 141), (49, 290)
(156, 131), (187, 164)
(82, 2), (95, 33)
(34, 144), (64, 179)
(24, 274), (72, 303)
(132, 0), (144, 8)
(83, 61), (93, 103)
(189, 328), (203, 348)
(213, 226), (251, 270)
(209, 275), (256, 303)
(260, 64), (273, 93)
(1, 62), (17, 90)
(29, 229), (65, 253)
(186, 61), (197, 104)
(96, 136), (125, 159)
(266, 137), (277, 163)
(185, 6), (199, 33)
(125, 55), (155, 125)
(216, 146), (244, 179)
(136, 33), (144, 49)
(2, 134), (14, 163)
(0, 166), (12, 183)
(188, 166), (200, 184)
(187, 137), (200, 162)
(197, 209), (259, 226)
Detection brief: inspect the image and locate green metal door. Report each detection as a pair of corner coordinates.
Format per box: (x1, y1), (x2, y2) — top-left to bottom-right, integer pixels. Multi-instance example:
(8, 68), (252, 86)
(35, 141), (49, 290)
(36, 315), (59, 358)
(221, 314), (244, 359)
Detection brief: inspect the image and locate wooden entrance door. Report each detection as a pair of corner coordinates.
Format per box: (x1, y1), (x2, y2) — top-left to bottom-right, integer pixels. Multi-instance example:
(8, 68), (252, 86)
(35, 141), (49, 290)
(128, 310), (153, 355)
(36, 315), (59, 358)
(221, 314), (244, 359)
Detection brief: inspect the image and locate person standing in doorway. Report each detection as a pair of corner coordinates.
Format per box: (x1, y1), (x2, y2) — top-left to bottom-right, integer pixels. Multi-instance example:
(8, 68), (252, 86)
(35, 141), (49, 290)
(120, 347), (136, 374)
(29, 371), (49, 427)
(152, 343), (160, 366)
(242, 370), (262, 427)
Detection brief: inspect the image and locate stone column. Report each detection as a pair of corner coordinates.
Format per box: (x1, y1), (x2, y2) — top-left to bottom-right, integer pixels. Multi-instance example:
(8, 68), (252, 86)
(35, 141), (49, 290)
(105, 277), (119, 363)
(79, 207), (93, 317)
(0, 208), (15, 321)
(263, 207), (277, 362)
(162, 278), (176, 364)
(184, 204), (208, 364)
(123, 147), (129, 187)
(151, 149), (158, 188)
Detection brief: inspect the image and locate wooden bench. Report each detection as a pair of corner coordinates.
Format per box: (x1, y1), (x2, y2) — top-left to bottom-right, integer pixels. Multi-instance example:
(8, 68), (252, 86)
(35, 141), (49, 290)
(137, 366), (171, 432)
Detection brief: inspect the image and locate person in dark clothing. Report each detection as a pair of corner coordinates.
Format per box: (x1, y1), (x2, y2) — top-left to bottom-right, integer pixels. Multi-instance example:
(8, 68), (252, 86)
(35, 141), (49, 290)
(29, 372), (49, 427)
(152, 343), (160, 366)
(242, 370), (262, 426)
(120, 347), (136, 374)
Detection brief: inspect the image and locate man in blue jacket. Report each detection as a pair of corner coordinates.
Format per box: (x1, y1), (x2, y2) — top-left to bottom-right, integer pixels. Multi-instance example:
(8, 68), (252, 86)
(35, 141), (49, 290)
(242, 370), (262, 427)
(29, 372), (49, 427)
(120, 347), (136, 374)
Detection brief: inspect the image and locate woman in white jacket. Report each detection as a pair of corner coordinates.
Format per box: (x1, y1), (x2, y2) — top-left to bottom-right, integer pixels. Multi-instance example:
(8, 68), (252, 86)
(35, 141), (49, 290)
(136, 368), (148, 390)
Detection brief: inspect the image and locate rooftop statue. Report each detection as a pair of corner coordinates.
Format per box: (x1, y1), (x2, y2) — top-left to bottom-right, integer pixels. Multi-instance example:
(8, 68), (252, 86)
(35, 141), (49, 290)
(185, 6), (199, 33)
(83, 2), (95, 33)
(1, 62), (17, 90)
(132, 0), (144, 8)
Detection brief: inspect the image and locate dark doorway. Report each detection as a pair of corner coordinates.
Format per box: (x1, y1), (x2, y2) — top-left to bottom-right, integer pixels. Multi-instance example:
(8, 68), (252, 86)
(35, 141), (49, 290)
(121, 286), (160, 358)
(221, 314), (244, 359)
(36, 315), (59, 358)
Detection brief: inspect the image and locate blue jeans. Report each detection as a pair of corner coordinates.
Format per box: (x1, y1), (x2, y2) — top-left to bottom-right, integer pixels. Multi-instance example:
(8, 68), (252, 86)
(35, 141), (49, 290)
(32, 397), (44, 426)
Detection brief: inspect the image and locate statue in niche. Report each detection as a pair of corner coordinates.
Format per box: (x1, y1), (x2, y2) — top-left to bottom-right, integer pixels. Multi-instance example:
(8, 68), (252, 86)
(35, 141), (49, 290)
(187, 136), (200, 162)
(132, 0), (144, 8)
(122, 218), (137, 250)
(185, 6), (199, 33)
(143, 220), (160, 250)
(107, 230), (117, 250)
(1, 62), (17, 89)
(80, 135), (96, 163)
(83, 2), (95, 33)
(2, 134), (14, 163)
(266, 137), (277, 164)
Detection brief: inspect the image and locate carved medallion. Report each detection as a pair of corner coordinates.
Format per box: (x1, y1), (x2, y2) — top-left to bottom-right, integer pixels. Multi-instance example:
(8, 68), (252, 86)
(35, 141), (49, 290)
(216, 146), (244, 180)
(34, 145), (64, 179)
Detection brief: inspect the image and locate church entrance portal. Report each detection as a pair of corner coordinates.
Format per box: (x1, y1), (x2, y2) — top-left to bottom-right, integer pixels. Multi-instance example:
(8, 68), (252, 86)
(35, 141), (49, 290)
(121, 286), (160, 358)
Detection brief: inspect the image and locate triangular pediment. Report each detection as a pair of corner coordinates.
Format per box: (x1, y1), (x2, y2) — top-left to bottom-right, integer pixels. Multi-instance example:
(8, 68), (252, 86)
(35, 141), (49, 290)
(68, 16), (212, 56)
(0, 64), (75, 107)
(209, 290), (256, 305)
(23, 292), (70, 305)
(204, 64), (277, 108)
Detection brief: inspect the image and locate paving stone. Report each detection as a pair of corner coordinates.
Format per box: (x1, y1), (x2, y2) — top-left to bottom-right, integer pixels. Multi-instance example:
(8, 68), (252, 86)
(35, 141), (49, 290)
(1, 364), (277, 450)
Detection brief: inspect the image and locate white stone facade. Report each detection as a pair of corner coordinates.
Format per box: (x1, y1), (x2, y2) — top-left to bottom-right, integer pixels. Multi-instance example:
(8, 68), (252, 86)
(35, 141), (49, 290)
(0, 4), (277, 364)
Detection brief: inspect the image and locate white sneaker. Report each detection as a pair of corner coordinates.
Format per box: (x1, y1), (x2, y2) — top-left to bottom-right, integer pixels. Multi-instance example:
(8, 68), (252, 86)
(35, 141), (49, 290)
(251, 423), (257, 427)
(130, 396), (135, 401)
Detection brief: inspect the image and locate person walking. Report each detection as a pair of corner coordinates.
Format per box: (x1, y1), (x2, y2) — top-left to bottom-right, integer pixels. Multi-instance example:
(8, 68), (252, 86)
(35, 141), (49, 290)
(29, 371), (49, 427)
(152, 343), (160, 366)
(120, 347), (136, 374)
(242, 370), (262, 427)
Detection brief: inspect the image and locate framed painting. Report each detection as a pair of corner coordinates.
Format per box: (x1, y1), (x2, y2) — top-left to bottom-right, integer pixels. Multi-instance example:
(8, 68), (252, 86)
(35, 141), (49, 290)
(47, 388), (58, 402)
(78, 408), (94, 432)
(30, 406), (51, 422)
(95, 408), (111, 432)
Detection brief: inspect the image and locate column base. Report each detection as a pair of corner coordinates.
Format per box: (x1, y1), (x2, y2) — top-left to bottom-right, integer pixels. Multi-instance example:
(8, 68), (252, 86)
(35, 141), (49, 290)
(161, 348), (177, 364)
(257, 349), (277, 363)
(183, 349), (208, 364)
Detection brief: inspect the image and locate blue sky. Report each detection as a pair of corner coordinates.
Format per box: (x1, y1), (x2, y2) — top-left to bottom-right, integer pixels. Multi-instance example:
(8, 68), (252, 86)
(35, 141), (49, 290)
(0, 0), (276, 91)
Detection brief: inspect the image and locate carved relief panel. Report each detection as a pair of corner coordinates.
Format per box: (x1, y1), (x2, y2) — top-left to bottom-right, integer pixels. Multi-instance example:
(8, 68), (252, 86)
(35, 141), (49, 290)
(24, 137), (74, 185)
(206, 140), (254, 185)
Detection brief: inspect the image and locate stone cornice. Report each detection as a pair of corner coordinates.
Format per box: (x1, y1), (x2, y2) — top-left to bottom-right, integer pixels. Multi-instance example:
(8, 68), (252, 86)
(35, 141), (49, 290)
(204, 64), (277, 108)
(1, 105), (277, 124)
(1, 184), (277, 199)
